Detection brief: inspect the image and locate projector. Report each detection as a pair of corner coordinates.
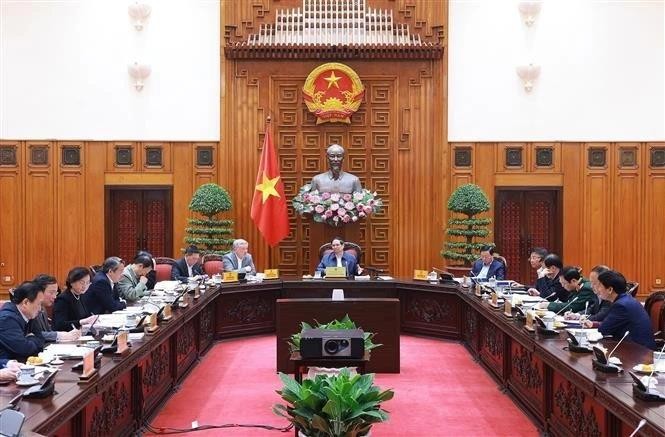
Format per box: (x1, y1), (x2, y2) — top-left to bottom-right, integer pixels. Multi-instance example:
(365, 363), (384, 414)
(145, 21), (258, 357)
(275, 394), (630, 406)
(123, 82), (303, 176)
(300, 328), (364, 359)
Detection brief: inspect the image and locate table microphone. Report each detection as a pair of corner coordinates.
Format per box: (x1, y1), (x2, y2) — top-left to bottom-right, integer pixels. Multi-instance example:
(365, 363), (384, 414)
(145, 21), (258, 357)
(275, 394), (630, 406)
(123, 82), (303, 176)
(627, 419), (646, 437)
(555, 297), (579, 316)
(607, 330), (630, 362)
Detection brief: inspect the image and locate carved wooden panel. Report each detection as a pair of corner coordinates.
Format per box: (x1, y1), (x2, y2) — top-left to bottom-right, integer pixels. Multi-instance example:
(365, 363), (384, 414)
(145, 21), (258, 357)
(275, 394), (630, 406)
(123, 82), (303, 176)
(498, 197), (522, 281)
(650, 147), (665, 168)
(198, 304), (215, 352)
(551, 373), (606, 437)
(506, 147), (523, 167)
(145, 146), (163, 167)
(479, 319), (505, 380)
(0, 144), (17, 166)
(30, 144), (49, 166)
(83, 373), (133, 437)
(535, 147), (553, 167)
(61, 145), (81, 166)
(175, 319), (197, 376)
(588, 147), (607, 168)
(454, 147), (471, 167)
(115, 145), (133, 166)
(139, 340), (172, 414)
(399, 287), (460, 338)
(462, 305), (479, 355)
(508, 340), (545, 422)
(215, 288), (276, 338)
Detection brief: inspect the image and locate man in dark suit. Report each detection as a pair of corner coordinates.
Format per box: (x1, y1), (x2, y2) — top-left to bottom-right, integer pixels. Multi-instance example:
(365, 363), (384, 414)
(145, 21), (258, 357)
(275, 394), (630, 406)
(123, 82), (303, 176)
(316, 237), (360, 277)
(82, 257), (127, 314)
(0, 281), (46, 362)
(222, 239), (256, 275)
(470, 245), (505, 280)
(584, 270), (656, 350)
(172, 245), (204, 282)
(527, 254), (569, 302)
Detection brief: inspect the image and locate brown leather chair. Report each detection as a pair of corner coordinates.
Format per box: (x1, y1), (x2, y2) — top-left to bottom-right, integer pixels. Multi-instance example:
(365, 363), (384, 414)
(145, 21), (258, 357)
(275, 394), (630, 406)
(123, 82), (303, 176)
(202, 254), (224, 276)
(627, 282), (639, 297)
(154, 257), (177, 282)
(645, 289), (665, 345)
(89, 265), (102, 275)
(318, 242), (362, 266)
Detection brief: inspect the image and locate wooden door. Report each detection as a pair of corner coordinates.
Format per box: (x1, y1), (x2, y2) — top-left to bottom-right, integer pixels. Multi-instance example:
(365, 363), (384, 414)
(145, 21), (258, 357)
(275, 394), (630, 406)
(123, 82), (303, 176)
(106, 188), (172, 262)
(495, 189), (562, 286)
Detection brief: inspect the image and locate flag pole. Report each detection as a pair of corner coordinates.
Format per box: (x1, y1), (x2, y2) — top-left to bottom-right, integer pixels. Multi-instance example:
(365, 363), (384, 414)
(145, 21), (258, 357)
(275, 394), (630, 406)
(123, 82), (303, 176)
(264, 115), (273, 266)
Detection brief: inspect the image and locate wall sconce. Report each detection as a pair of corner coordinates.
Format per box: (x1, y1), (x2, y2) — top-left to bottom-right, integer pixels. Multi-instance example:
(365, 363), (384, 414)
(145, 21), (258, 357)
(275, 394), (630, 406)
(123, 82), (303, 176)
(516, 63), (540, 92)
(518, 1), (542, 27)
(128, 2), (151, 31)
(128, 62), (151, 91)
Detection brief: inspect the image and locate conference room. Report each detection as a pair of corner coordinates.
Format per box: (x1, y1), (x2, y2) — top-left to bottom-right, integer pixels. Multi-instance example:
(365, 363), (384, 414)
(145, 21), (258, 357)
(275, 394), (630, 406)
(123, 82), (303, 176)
(1, 1), (664, 436)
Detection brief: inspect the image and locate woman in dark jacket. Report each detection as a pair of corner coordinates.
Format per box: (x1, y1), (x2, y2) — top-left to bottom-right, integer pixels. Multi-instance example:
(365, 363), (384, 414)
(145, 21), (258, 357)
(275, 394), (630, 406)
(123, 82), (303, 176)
(53, 267), (97, 331)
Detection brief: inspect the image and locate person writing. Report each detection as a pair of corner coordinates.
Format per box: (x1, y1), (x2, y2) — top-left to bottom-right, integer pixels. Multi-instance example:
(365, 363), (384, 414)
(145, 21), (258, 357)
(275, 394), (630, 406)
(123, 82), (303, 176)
(82, 257), (127, 314)
(470, 245), (505, 280)
(0, 281), (46, 362)
(31, 274), (80, 342)
(316, 237), (361, 277)
(117, 253), (154, 302)
(172, 245), (204, 282)
(583, 270), (655, 349)
(527, 254), (569, 302)
(310, 144), (362, 194)
(52, 267), (98, 331)
(223, 239), (256, 275)
(534, 266), (595, 313)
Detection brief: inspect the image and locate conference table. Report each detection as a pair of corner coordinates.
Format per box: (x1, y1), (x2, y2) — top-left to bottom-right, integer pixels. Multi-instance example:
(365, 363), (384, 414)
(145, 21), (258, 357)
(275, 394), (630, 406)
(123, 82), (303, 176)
(1, 278), (663, 436)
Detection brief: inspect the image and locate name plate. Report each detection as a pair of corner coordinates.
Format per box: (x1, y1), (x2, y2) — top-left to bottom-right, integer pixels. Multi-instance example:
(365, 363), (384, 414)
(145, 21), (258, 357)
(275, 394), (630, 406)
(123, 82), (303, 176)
(116, 331), (129, 354)
(524, 311), (535, 332)
(503, 300), (513, 318)
(474, 282), (482, 297)
(146, 313), (158, 333)
(325, 266), (347, 278)
(413, 269), (429, 281)
(264, 269), (279, 279)
(82, 349), (95, 378)
(222, 271), (239, 282)
(162, 304), (172, 321)
(490, 292), (498, 306)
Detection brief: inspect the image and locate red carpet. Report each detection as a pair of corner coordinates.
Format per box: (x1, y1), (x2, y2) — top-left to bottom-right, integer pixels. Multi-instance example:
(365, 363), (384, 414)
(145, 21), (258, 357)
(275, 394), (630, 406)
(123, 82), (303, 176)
(148, 335), (538, 436)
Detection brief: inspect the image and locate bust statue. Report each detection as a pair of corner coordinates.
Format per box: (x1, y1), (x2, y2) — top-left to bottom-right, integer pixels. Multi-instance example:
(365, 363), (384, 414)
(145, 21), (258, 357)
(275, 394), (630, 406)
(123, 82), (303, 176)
(310, 144), (362, 194)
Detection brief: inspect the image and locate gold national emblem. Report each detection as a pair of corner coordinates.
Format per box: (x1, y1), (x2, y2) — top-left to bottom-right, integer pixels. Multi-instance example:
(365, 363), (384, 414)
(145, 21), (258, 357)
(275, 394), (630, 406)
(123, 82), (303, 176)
(302, 63), (365, 124)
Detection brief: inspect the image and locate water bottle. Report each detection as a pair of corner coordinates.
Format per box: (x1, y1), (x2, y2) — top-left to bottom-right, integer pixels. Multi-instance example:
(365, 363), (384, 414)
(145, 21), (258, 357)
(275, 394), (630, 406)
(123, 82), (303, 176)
(489, 276), (497, 290)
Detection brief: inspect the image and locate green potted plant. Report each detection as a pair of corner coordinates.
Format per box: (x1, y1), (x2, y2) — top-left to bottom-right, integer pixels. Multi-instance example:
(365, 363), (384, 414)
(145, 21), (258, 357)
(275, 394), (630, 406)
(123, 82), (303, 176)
(288, 315), (382, 354)
(273, 368), (394, 437)
(185, 183), (235, 255)
(441, 184), (493, 275)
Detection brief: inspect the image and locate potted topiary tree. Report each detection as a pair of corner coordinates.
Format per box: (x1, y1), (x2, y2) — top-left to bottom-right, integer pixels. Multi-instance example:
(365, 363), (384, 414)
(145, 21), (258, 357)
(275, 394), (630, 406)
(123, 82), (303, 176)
(185, 183), (235, 255)
(441, 184), (493, 275)
(273, 368), (393, 437)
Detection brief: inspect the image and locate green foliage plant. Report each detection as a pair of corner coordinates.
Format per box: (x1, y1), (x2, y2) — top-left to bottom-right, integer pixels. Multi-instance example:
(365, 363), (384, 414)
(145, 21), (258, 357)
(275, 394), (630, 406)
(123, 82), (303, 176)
(287, 314), (381, 354)
(185, 183), (234, 255)
(442, 183), (493, 265)
(273, 368), (394, 437)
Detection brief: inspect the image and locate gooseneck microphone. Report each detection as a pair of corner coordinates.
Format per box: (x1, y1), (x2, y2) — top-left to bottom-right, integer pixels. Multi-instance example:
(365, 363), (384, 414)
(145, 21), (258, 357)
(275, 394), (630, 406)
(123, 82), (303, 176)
(627, 419), (646, 437)
(555, 297), (579, 316)
(607, 330), (630, 361)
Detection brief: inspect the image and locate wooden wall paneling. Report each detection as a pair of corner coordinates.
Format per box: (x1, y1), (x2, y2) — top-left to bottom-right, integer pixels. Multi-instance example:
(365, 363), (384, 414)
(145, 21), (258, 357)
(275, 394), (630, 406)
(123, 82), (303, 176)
(172, 143), (194, 256)
(55, 141), (86, 283)
(218, 63), (264, 268)
(474, 143), (496, 243)
(141, 142), (172, 172)
(85, 142), (106, 275)
(395, 65), (442, 275)
(24, 141), (54, 279)
(583, 142), (612, 270)
(528, 142), (561, 174)
(496, 142), (526, 173)
(0, 141), (24, 293)
(560, 142), (584, 268)
(193, 142), (218, 187)
(645, 142), (665, 291)
(107, 141), (137, 172)
(612, 142), (642, 283)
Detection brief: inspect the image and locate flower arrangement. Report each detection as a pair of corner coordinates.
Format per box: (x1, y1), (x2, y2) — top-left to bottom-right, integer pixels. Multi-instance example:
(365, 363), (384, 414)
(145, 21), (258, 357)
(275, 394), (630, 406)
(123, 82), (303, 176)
(292, 184), (383, 227)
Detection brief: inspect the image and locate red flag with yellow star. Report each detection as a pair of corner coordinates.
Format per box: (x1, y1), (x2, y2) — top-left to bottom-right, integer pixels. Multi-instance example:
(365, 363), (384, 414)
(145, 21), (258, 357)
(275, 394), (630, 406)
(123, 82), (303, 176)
(250, 122), (289, 247)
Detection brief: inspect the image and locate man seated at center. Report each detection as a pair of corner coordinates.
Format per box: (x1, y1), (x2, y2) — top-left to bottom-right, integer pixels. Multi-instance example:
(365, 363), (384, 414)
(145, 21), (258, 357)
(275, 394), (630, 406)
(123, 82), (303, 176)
(316, 237), (361, 277)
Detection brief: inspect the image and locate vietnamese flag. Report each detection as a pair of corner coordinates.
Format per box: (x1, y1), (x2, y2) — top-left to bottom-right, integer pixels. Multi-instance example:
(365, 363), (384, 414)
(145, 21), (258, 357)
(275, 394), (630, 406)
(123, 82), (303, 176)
(251, 122), (289, 247)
